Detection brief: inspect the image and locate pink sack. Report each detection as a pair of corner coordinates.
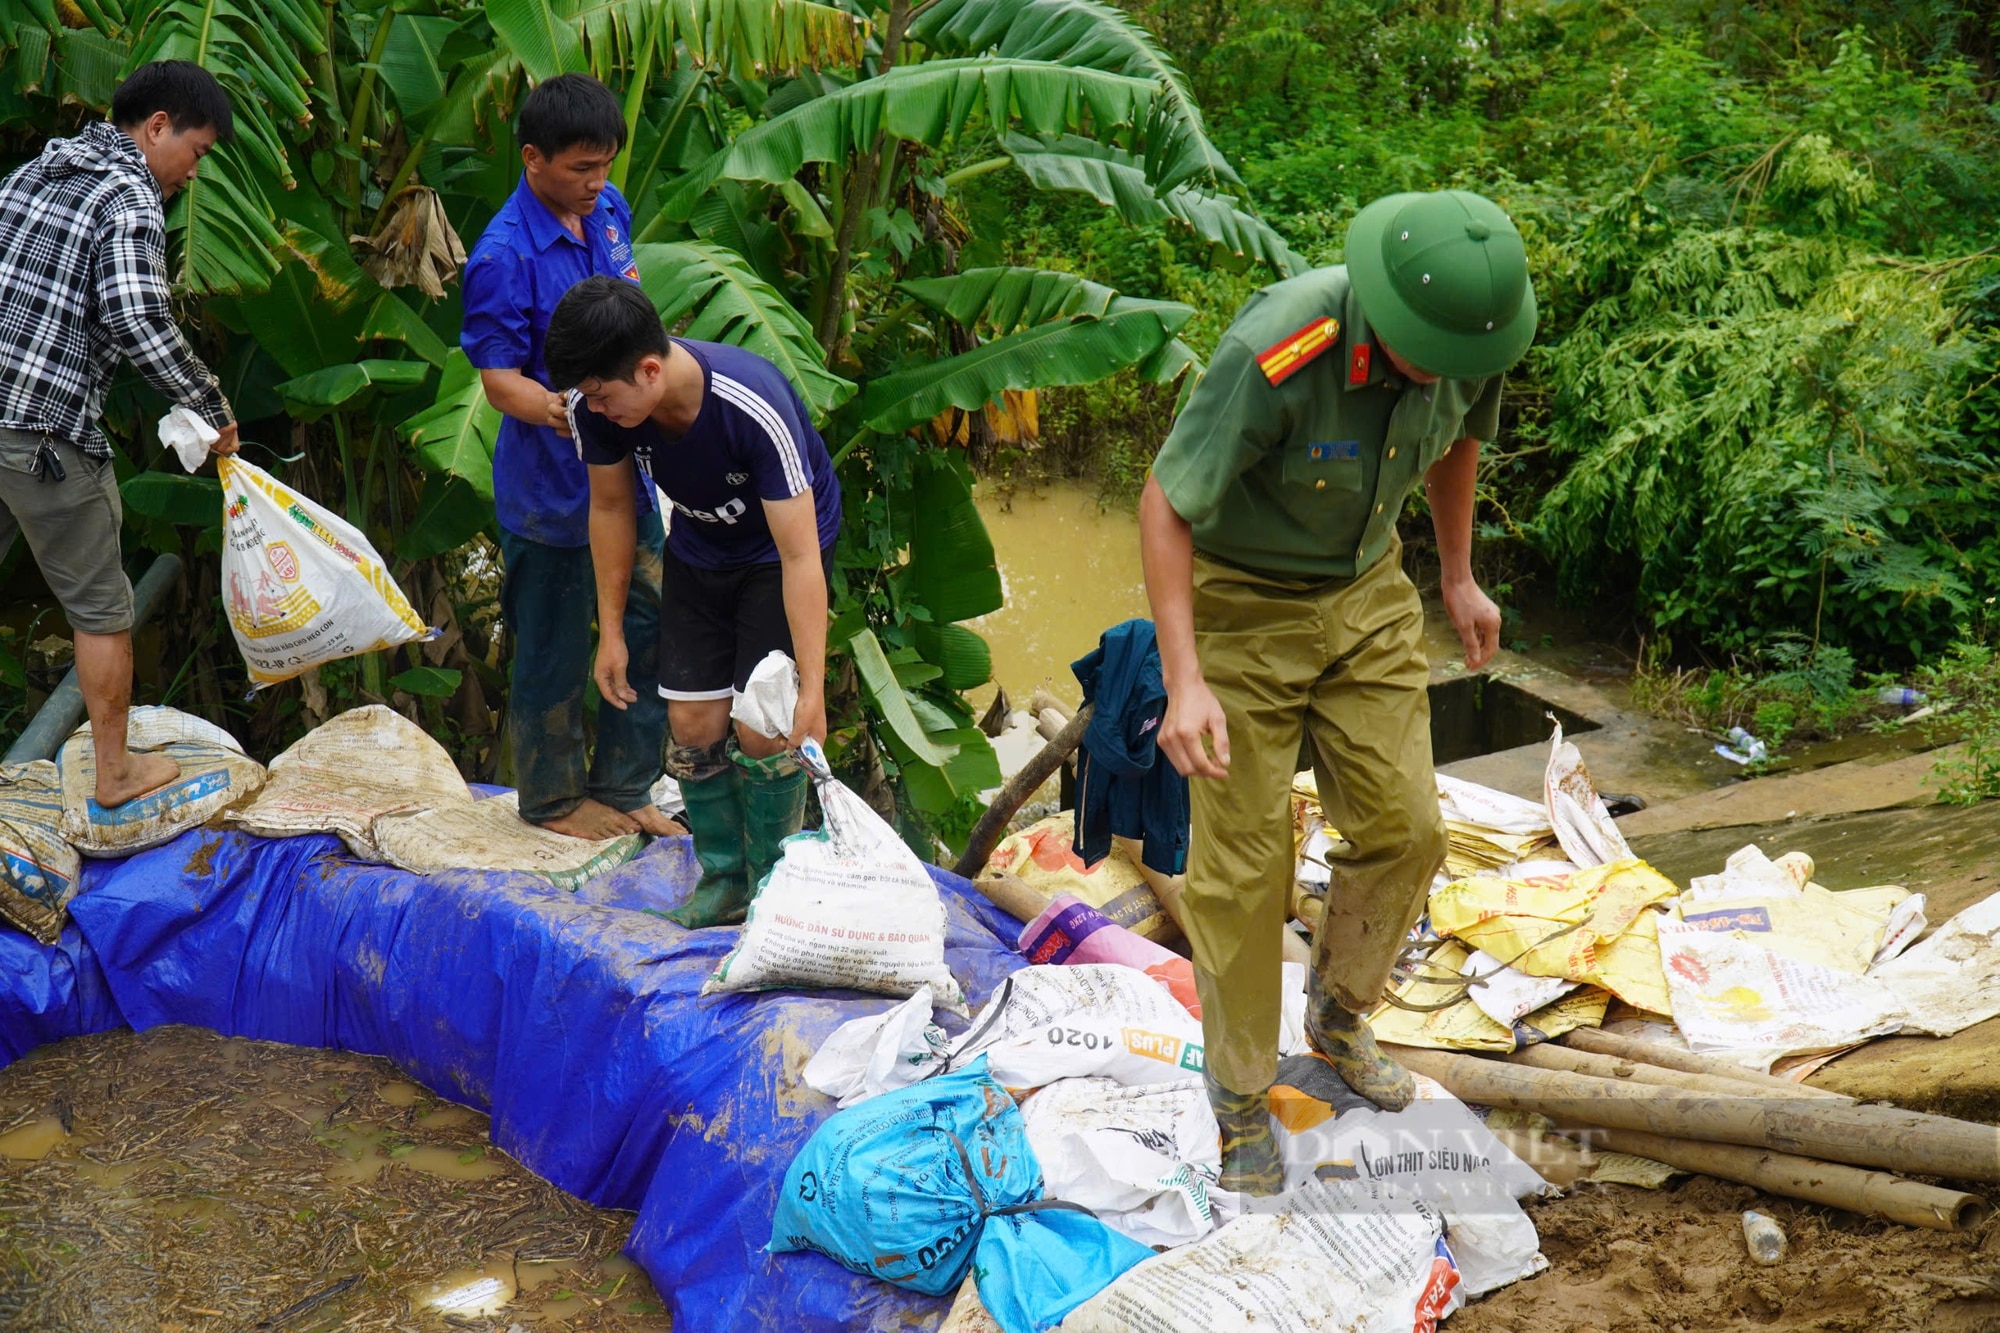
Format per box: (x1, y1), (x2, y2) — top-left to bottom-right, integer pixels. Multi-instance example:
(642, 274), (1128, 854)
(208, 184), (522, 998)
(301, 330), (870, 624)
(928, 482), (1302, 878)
(1018, 894), (1201, 1018)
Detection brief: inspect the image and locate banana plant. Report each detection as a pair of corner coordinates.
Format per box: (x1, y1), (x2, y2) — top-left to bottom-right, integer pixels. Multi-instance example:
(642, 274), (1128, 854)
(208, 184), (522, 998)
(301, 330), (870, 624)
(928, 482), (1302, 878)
(0, 0), (1289, 832)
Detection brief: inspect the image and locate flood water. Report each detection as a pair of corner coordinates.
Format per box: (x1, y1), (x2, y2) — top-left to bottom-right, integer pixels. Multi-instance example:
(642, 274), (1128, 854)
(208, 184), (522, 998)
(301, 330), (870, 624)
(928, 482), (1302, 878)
(969, 481), (1149, 708)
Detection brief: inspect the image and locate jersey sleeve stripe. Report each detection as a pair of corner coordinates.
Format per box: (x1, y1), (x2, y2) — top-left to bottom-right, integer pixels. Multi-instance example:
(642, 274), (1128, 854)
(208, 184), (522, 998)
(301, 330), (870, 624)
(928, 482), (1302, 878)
(712, 374), (808, 495)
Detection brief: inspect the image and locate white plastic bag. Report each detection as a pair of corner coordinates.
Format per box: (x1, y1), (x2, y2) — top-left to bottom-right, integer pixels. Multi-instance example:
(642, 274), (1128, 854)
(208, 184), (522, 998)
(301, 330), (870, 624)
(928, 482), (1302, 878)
(56, 707), (266, 857)
(949, 964), (1201, 1089)
(1020, 1076), (1220, 1249)
(1656, 918), (1908, 1052)
(704, 742), (966, 1011)
(731, 650), (799, 739)
(158, 405), (216, 472)
(0, 761), (81, 943)
(218, 456), (429, 689)
(801, 985), (949, 1108)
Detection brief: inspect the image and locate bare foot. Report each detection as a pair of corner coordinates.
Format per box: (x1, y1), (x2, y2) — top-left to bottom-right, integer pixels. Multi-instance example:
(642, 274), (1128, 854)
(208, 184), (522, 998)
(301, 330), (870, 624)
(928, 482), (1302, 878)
(94, 750), (181, 808)
(626, 804), (687, 838)
(537, 798), (640, 841)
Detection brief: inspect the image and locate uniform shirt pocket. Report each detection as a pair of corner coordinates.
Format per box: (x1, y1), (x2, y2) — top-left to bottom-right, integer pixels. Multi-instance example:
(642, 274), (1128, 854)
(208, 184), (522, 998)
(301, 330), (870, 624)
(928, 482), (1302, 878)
(1282, 439), (1366, 494)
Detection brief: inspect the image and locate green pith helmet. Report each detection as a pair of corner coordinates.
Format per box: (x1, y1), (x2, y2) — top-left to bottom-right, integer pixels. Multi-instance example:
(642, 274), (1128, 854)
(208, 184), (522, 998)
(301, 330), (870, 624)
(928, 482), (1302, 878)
(1345, 189), (1537, 379)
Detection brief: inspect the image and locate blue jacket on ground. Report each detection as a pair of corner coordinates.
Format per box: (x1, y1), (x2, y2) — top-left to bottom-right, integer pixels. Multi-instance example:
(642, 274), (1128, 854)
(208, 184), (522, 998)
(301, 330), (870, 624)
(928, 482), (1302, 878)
(1070, 619), (1190, 876)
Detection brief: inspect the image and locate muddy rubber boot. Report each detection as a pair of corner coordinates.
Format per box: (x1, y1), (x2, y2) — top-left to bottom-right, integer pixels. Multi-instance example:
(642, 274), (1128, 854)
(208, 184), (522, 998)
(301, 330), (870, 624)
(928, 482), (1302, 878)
(666, 744), (751, 928)
(1205, 1069), (1285, 1196)
(1305, 970), (1415, 1111)
(737, 748), (808, 896)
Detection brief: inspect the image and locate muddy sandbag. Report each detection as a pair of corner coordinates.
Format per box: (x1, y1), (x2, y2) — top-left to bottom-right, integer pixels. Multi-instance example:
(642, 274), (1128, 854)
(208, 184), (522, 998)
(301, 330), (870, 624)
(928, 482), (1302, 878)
(1019, 1075), (1219, 1249)
(769, 1055), (1154, 1333)
(370, 792), (640, 891)
(56, 707), (266, 858)
(0, 761), (83, 943)
(704, 743), (966, 1012)
(228, 705), (473, 857)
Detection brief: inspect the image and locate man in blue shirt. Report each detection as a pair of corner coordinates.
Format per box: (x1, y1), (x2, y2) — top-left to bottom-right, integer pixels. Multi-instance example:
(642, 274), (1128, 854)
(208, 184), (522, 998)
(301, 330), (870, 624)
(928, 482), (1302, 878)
(543, 277), (841, 928)
(461, 75), (673, 841)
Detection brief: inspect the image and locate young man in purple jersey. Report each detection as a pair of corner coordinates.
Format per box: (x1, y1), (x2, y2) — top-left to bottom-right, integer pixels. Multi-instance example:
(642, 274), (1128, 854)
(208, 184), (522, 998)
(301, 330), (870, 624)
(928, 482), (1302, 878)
(543, 276), (841, 927)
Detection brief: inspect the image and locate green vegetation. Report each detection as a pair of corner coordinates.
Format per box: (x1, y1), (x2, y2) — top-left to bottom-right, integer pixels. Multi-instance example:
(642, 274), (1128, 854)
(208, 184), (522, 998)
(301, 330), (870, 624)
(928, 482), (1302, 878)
(0, 0), (1300, 847)
(1, 0), (1996, 831)
(1004, 1), (2000, 674)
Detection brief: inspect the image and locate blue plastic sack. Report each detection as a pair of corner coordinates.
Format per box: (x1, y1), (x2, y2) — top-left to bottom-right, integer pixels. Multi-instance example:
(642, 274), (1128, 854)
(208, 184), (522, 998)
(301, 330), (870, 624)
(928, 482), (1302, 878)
(770, 1055), (1154, 1333)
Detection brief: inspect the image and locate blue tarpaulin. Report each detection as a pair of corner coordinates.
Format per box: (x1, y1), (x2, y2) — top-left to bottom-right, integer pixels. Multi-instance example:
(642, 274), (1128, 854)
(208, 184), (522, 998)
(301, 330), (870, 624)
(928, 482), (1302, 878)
(0, 825), (1031, 1331)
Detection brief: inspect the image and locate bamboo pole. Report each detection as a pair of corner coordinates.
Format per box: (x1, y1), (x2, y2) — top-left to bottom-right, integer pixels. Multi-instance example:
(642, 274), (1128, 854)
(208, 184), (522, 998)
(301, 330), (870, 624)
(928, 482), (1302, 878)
(1507, 1042), (1817, 1101)
(1487, 1124), (1598, 1188)
(1551, 1125), (1988, 1232)
(1383, 1045), (2000, 1183)
(1559, 1027), (1850, 1100)
(951, 703), (1094, 880)
(969, 873), (1048, 927)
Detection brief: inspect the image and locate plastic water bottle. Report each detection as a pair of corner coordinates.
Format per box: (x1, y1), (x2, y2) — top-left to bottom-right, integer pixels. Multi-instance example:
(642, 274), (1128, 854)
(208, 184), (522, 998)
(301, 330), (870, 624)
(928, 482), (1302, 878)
(1725, 727), (1768, 763)
(1741, 1210), (1787, 1265)
(1878, 686), (1927, 707)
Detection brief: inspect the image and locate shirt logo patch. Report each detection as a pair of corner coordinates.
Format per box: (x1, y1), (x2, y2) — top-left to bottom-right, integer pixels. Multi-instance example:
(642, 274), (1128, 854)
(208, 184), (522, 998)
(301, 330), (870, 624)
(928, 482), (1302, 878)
(622, 264), (640, 281)
(606, 224), (619, 241)
(1256, 316), (1339, 386)
(726, 471), (749, 486)
(1308, 441), (1360, 462)
(1349, 342), (1373, 385)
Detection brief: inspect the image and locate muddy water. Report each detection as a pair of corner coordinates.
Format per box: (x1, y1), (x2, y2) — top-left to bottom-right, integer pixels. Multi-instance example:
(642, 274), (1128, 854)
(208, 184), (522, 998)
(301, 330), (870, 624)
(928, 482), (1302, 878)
(969, 481), (1148, 707)
(0, 1025), (669, 1331)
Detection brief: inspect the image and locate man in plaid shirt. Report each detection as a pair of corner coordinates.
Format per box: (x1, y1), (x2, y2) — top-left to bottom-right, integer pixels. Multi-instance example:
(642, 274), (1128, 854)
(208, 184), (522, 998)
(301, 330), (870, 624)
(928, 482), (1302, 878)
(0, 61), (239, 805)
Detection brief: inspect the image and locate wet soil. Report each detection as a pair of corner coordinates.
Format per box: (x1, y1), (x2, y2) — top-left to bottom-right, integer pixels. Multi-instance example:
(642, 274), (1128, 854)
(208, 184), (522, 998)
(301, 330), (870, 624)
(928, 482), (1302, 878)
(1455, 1175), (2000, 1333)
(0, 1026), (667, 1333)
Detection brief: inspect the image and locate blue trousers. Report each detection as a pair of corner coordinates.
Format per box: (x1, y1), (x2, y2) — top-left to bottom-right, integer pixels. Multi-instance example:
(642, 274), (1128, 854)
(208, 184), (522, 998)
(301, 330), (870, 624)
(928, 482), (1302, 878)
(499, 512), (668, 822)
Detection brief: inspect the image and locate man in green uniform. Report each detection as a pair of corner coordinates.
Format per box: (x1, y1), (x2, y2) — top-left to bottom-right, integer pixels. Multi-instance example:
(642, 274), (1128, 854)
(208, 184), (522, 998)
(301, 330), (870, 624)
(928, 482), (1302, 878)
(1139, 189), (1537, 1193)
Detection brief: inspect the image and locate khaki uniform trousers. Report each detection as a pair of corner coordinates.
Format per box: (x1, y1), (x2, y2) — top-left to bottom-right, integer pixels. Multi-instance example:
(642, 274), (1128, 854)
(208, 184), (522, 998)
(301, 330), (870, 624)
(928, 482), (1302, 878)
(1185, 540), (1448, 1095)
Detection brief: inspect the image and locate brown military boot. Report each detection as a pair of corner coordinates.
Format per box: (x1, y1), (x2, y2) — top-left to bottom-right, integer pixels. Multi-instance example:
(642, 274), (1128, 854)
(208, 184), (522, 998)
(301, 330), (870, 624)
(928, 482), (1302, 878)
(1204, 1069), (1285, 1196)
(1305, 970), (1416, 1111)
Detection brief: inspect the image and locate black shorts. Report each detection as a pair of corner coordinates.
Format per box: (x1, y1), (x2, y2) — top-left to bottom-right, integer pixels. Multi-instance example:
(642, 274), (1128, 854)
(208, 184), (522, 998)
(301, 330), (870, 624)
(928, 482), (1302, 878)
(657, 545), (834, 701)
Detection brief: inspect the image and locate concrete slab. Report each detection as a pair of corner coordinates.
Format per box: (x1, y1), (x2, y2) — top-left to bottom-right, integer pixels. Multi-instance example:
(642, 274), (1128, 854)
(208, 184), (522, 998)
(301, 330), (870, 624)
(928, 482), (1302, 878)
(1617, 744), (1963, 838)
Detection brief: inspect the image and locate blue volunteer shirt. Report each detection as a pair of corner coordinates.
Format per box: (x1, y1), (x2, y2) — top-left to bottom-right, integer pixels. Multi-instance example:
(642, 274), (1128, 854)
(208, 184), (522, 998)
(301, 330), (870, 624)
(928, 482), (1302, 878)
(460, 176), (657, 547)
(573, 339), (842, 568)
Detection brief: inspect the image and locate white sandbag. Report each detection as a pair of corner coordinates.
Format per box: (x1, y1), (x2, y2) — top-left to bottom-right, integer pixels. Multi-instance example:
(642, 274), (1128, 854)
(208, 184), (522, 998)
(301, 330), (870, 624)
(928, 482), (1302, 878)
(1543, 722), (1632, 868)
(731, 650), (798, 739)
(1873, 890), (2000, 1036)
(0, 761), (82, 943)
(802, 985), (949, 1108)
(227, 705), (472, 857)
(705, 742), (966, 1011)
(1684, 844), (1812, 902)
(1465, 948), (1580, 1027)
(56, 707), (266, 857)
(1436, 773), (1552, 837)
(371, 791), (641, 890)
(218, 456), (429, 689)
(1061, 1179), (1463, 1333)
(1020, 1076), (1219, 1249)
(948, 964), (1200, 1089)
(1656, 917), (1908, 1052)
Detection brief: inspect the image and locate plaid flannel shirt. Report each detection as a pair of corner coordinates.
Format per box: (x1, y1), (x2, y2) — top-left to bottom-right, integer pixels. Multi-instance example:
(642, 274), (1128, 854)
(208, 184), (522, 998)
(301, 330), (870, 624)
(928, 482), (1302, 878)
(0, 121), (231, 459)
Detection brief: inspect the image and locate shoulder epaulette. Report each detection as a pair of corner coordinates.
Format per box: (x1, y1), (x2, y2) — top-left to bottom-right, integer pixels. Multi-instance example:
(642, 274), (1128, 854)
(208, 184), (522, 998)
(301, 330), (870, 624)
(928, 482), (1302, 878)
(1255, 317), (1339, 386)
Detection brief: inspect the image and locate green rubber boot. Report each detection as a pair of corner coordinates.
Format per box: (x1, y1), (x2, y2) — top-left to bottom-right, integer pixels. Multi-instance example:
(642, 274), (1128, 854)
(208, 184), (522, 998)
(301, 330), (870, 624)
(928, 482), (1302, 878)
(667, 745), (751, 929)
(1306, 970), (1416, 1111)
(1204, 1069), (1285, 1197)
(737, 748), (808, 896)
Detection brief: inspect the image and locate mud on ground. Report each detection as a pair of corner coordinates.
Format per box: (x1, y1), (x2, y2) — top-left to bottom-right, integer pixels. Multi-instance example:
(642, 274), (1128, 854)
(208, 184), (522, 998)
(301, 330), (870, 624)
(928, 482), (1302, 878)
(1456, 1175), (2000, 1333)
(0, 1026), (667, 1332)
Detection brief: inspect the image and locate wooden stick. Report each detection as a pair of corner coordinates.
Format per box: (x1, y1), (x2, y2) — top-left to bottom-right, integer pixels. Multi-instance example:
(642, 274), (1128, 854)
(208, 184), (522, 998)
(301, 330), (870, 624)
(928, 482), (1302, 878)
(1508, 1042), (1818, 1101)
(969, 873), (1048, 926)
(1383, 1045), (2000, 1183)
(1487, 1124), (1598, 1189)
(952, 703), (1094, 880)
(1560, 1027), (1850, 1100)
(1551, 1124), (1989, 1232)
